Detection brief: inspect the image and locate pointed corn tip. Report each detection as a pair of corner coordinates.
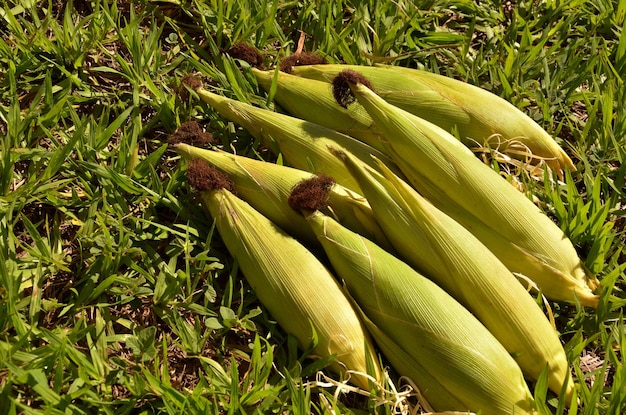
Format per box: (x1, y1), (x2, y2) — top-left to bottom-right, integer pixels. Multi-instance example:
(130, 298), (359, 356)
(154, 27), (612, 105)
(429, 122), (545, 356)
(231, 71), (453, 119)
(557, 149), (577, 172)
(172, 142), (195, 159)
(576, 290), (600, 308)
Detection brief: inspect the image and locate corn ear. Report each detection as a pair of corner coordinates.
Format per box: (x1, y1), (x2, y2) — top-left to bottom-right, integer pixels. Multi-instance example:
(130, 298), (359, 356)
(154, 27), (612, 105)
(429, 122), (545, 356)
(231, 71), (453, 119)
(174, 143), (391, 250)
(194, 87), (401, 193)
(291, 64), (575, 173)
(251, 68), (386, 153)
(333, 148), (573, 399)
(200, 188), (381, 388)
(389, 65), (575, 172)
(303, 211), (537, 415)
(345, 80), (598, 306)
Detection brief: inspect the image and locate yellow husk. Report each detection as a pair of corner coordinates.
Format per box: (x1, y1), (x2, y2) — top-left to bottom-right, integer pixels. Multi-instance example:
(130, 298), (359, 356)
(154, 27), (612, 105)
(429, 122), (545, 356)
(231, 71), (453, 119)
(346, 81), (598, 307)
(333, 148), (573, 400)
(304, 211), (537, 415)
(201, 188), (381, 389)
(194, 87), (401, 193)
(290, 64), (575, 173)
(173, 143), (391, 249)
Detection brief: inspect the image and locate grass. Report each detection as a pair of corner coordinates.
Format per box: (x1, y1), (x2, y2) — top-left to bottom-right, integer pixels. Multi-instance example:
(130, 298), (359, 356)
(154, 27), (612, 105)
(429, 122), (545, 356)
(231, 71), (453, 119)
(0, 0), (624, 413)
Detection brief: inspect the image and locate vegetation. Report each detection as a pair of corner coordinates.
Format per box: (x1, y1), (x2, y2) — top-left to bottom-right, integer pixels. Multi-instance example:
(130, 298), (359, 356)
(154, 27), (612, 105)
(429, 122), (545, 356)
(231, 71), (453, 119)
(0, 0), (624, 413)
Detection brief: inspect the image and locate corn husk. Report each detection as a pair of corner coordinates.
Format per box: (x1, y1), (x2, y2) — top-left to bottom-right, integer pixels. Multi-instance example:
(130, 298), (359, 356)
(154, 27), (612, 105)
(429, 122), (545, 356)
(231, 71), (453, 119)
(343, 79), (598, 306)
(251, 68), (387, 153)
(194, 87), (401, 193)
(333, 148), (573, 399)
(291, 64), (575, 173)
(200, 188), (381, 389)
(174, 143), (391, 250)
(303, 210), (537, 415)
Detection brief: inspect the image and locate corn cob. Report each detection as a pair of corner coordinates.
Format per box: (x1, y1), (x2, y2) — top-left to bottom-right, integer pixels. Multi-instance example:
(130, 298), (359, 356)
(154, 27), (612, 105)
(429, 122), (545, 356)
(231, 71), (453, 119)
(193, 87), (402, 193)
(295, 208), (537, 415)
(251, 68), (386, 153)
(333, 147), (573, 400)
(173, 143), (391, 250)
(332, 71), (598, 306)
(186, 159), (381, 389)
(291, 64), (575, 173)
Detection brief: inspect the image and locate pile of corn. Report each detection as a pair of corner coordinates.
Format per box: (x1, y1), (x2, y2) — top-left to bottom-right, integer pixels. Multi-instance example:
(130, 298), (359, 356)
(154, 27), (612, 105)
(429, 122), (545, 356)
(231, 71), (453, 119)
(171, 53), (600, 414)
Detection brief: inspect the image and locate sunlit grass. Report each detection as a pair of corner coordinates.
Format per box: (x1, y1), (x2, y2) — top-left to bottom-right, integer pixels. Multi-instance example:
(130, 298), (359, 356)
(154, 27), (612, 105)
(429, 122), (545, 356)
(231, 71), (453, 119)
(0, 0), (623, 413)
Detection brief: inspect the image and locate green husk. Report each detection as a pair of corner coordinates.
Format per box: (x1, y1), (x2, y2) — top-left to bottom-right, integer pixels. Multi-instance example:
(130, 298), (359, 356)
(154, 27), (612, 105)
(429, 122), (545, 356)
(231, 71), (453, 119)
(342, 79), (598, 307)
(252, 68), (387, 153)
(291, 64), (575, 173)
(302, 211), (537, 415)
(194, 87), (401, 193)
(333, 148), (573, 400)
(173, 143), (391, 250)
(200, 188), (381, 389)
